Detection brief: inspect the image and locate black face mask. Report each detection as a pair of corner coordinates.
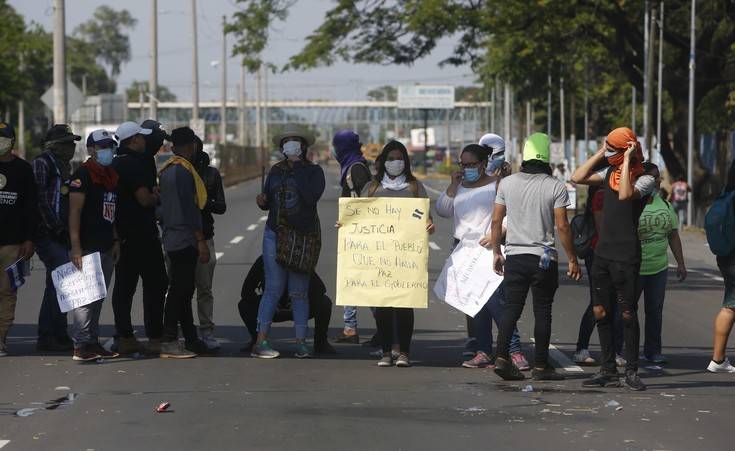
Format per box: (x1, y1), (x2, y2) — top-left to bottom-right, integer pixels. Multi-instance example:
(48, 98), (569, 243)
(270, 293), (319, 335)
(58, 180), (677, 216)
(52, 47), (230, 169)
(144, 130), (165, 157)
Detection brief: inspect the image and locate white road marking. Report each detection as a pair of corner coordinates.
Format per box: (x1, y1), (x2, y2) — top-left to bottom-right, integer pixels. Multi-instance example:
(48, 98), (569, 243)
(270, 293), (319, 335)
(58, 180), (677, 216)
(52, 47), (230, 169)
(530, 338), (584, 373)
(215, 252), (224, 260)
(246, 224), (258, 231)
(259, 215), (268, 222)
(429, 241), (441, 250)
(668, 264), (723, 282)
(0, 440), (10, 449)
(230, 236), (244, 244)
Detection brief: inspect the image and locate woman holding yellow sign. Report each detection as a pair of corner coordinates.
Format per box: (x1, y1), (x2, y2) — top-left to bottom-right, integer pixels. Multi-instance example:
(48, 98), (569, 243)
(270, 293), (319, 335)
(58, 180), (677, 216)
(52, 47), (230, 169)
(364, 141), (434, 367)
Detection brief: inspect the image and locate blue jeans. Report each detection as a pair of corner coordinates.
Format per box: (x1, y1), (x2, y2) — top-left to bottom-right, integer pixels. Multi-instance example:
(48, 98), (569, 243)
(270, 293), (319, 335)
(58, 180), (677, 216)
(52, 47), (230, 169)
(35, 237), (70, 340)
(257, 227), (310, 340)
(343, 305), (357, 330)
(472, 283), (522, 355)
(636, 269), (668, 358)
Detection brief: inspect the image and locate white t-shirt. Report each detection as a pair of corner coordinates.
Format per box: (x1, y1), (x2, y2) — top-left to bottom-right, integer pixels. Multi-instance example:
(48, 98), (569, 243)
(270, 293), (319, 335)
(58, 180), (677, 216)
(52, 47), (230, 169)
(436, 182), (497, 240)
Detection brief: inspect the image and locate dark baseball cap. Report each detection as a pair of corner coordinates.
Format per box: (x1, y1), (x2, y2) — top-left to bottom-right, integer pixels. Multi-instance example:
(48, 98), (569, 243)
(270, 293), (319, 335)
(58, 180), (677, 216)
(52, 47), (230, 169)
(0, 122), (15, 139)
(141, 119), (172, 140)
(44, 124), (81, 144)
(171, 127), (197, 146)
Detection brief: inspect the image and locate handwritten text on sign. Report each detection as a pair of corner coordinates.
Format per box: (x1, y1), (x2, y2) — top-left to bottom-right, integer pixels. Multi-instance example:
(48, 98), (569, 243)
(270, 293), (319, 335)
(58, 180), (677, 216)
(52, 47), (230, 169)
(51, 252), (107, 313)
(337, 197), (430, 308)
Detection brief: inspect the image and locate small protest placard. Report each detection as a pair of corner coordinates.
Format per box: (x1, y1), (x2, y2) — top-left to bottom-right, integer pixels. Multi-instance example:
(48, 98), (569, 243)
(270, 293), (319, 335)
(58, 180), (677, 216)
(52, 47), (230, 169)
(336, 197), (430, 308)
(434, 233), (504, 318)
(51, 252), (107, 313)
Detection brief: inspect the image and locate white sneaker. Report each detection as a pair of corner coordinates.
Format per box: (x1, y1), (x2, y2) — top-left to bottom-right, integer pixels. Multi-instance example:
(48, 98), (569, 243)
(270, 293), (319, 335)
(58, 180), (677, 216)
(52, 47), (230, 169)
(616, 355), (627, 367)
(201, 333), (220, 350)
(574, 349), (597, 365)
(707, 358), (735, 373)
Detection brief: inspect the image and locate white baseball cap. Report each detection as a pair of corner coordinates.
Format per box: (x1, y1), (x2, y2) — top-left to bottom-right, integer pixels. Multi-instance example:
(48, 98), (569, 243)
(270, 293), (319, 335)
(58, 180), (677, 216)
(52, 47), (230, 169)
(479, 133), (506, 159)
(115, 122), (152, 142)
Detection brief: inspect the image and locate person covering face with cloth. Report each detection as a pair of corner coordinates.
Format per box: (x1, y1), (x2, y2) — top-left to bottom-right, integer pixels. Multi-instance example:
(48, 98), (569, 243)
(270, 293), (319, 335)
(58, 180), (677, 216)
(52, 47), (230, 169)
(0, 122), (37, 357)
(363, 140), (434, 368)
(33, 124), (81, 352)
(66, 130), (121, 361)
(491, 133), (581, 381)
(331, 130), (373, 345)
(157, 127), (211, 359)
(572, 126), (657, 391)
(435, 142), (528, 371)
(254, 124), (326, 359)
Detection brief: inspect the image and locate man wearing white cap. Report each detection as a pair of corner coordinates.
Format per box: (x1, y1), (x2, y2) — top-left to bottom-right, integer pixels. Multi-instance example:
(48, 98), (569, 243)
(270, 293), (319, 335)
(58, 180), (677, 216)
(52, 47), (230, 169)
(110, 122), (168, 355)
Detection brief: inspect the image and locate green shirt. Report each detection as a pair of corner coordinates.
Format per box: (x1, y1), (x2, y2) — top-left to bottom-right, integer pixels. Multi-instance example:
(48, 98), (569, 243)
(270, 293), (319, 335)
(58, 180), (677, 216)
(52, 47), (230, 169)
(638, 193), (678, 275)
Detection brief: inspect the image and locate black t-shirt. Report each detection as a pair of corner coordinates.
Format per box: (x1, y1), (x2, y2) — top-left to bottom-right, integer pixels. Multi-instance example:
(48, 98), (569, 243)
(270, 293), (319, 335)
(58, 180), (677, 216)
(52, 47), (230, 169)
(0, 156), (38, 245)
(595, 167), (648, 263)
(68, 166), (117, 252)
(111, 149), (159, 241)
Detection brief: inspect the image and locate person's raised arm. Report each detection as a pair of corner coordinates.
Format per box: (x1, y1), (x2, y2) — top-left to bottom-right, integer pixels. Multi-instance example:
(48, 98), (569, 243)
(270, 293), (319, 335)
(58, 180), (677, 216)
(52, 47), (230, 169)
(554, 207), (581, 280)
(571, 147), (606, 186)
(618, 145), (636, 200)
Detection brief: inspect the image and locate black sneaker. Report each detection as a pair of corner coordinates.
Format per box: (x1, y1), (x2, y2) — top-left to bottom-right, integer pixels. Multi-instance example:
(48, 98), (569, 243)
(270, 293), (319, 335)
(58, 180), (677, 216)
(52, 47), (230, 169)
(361, 333), (380, 348)
(582, 371), (621, 388)
(532, 366), (565, 381)
(624, 370), (647, 391)
(185, 339), (217, 356)
(314, 340), (337, 355)
(494, 357), (525, 381)
(37, 337), (73, 352)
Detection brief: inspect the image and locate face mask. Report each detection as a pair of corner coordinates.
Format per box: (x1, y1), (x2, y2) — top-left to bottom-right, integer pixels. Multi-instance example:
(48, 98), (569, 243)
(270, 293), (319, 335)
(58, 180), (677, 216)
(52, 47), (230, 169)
(96, 148), (115, 167)
(331, 148), (338, 159)
(51, 142), (77, 162)
(464, 167), (481, 183)
(487, 157), (505, 173)
(282, 140), (302, 157)
(384, 160), (405, 177)
(0, 137), (12, 154)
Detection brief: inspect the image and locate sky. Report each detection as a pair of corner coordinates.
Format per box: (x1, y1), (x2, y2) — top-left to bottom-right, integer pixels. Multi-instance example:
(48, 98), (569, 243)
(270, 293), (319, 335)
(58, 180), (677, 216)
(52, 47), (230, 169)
(10, 0), (476, 102)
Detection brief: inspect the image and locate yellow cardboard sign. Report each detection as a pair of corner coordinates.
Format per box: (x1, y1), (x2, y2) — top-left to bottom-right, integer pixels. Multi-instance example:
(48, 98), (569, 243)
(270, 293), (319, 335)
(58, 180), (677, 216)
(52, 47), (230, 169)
(336, 197), (430, 308)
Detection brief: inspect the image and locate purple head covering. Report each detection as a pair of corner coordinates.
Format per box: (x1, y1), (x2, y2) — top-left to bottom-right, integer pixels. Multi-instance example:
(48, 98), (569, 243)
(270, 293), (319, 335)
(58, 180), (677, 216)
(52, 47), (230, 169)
(333, 129), (367, 186)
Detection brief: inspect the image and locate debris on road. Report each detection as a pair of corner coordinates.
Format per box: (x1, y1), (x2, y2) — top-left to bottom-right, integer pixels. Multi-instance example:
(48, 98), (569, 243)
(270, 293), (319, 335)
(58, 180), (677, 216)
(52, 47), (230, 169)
(54, 386), (70, 391)
(521, 385), (534, 392)
(156, 402), (171, 413)
(605, 400), (620, 408)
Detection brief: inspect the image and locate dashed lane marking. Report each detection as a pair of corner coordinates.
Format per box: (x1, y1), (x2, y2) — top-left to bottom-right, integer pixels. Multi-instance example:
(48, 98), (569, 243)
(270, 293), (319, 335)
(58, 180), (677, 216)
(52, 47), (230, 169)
(0, 440), (10, 449)
(259, 216), (268, 222)
(429, 242), (441, 250)
(668, 264), (723, 282)
(230, 236), (244, 244)
(531, 338), (585, 373)
(215, 252), (224, 260)
(246, 224), (258, 231)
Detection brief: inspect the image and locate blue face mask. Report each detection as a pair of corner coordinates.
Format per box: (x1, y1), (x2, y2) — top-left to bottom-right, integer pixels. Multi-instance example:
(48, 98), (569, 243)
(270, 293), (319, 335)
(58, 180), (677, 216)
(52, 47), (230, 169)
(463, 167), (481, 183)
(331, 148), (338, 159)
(96, 148), (115, 166)
(487, 157), (505, 173)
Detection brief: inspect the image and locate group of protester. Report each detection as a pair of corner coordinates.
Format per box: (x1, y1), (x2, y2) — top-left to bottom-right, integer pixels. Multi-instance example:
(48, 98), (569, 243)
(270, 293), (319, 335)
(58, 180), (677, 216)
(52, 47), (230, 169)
(1, 118), (734, 392)
(0, 120), (227, 360)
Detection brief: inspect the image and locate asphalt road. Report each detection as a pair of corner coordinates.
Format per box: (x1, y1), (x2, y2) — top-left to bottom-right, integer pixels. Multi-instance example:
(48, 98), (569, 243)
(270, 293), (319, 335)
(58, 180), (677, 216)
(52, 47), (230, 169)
(0, 164), (732, 451)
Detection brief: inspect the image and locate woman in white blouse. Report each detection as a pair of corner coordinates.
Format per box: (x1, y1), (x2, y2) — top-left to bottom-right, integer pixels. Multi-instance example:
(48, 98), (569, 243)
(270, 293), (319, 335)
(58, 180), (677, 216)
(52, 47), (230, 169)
(436, 141), (529, 370)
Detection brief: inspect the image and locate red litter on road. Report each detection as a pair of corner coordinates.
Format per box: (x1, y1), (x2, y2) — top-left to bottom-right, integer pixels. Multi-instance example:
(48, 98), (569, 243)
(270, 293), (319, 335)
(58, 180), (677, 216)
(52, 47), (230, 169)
(156, 402), (171, 413)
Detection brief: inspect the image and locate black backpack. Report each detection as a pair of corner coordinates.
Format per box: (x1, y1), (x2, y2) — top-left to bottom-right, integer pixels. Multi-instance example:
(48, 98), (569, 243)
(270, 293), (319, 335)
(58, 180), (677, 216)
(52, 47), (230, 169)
(571, 213), (596, 260)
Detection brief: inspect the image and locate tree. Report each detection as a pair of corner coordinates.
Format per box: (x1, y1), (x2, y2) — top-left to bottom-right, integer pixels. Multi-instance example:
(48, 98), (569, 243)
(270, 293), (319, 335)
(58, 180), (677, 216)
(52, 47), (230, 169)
(367, 85), (396, 101)
(73, 6), (137, 78)
(0, 0), (28, 112)
(126, 81), (177, 102)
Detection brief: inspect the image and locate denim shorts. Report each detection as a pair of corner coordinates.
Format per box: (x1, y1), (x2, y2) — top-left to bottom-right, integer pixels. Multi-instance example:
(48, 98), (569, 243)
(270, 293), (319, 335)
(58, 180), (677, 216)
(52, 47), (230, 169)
(717, 255), (735, 308)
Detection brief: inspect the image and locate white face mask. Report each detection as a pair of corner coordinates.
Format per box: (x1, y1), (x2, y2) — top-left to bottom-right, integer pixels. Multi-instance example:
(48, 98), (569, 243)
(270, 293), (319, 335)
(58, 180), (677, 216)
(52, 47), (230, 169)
(282, 140), (302, 157)
(384, 160), (405, 177)
(0, 137), (13, 154)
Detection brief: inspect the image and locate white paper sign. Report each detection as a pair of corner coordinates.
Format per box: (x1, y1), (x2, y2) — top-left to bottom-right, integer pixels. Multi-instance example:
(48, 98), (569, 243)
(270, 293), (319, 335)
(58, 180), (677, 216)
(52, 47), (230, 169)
(51, 252), (107, 313)
(433, 233), (504, 318)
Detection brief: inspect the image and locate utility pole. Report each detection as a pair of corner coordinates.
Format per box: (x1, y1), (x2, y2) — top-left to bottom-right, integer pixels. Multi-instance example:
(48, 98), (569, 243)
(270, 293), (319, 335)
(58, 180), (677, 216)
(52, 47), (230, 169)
(149, 0), (158, 120)
(18, 53), (25, 158)
(584, 65), (589, 164)
(687, 0), (696, 226)
(560, 77), (566, 162)
(645, 4), (657, 154)
(52, 0), (67, 124)
(503, 83), (511, 149)
(631, 86), (637, 134)
(255, 68), (261, 162)
(191, 0), (199, 121)
(490, 83), (496, 133)
(655, 2), (664, 166)
(570, 92), (576, 171)
(220, 15), (227, 145)
(238, 64), (246, 146)
(138, 82), (145, 121)
(547, 72), (552, 138)
(263, 65), (269, 149)
(643, 1), (650, 150)
(525, 101), (531, 140)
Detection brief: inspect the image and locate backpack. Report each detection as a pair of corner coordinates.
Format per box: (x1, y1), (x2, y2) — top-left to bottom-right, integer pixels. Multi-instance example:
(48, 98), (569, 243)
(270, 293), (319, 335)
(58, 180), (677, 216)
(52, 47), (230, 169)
(571, 212), (596, 260)
(705, 191), (735, 256)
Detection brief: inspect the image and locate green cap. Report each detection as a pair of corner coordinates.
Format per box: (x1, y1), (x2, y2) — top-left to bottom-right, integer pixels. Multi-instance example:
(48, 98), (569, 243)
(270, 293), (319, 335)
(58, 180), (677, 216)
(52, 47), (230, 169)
(523, 132), (550, 163)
